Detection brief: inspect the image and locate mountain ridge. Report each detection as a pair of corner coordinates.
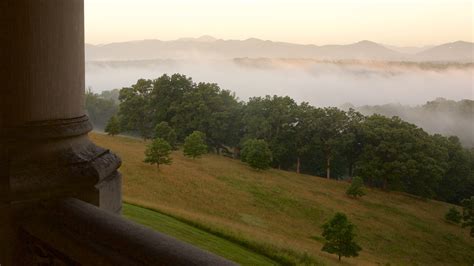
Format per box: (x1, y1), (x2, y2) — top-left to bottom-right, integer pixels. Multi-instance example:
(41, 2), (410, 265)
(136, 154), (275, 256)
(85, 37), (474, 62)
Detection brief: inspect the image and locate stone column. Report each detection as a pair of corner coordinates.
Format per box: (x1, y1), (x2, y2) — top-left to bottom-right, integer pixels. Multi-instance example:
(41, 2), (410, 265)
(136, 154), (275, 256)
(0, 1), (122, 264)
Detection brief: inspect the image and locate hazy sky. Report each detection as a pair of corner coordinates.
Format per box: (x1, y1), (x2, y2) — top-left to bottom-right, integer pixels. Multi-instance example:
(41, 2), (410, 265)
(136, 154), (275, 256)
(85, 0), (473, 46)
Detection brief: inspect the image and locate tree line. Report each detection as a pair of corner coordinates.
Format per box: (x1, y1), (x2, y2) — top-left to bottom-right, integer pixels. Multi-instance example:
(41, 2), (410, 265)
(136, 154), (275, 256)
(86, 73), (474, 204)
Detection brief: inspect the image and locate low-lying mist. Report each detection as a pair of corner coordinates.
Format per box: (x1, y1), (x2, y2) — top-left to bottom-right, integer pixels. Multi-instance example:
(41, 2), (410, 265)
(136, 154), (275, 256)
(86, 59), (473, 107)
(86, 59), (473, 146)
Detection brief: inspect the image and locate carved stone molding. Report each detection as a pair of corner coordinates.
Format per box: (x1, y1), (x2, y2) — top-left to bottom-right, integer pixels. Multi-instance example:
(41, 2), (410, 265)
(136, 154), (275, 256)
(1, 115), (93, 140)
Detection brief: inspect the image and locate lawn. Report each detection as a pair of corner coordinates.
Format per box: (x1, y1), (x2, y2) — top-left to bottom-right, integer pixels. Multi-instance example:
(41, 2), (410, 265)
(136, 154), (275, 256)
(123, 203), (277, 265)
(92, 132), (474, 265)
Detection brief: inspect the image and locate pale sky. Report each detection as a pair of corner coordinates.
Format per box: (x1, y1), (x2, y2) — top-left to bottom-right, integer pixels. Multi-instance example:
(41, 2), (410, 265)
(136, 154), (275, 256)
(85, 0), (473, 46)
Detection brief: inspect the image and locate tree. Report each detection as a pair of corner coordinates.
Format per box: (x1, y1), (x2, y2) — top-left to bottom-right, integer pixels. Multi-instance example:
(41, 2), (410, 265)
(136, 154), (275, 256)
(355, 115), (446, 197)
(118, 79), (154, 139)
(241, 139), (272, 170)
(85, 88), (118, 129)
(445, 207), (462, 224)
(346, 176), (365, 198)
(321, 212), (361, 261)
(313, 107), (349, 179)
(461, 197), (474, 237)
(154, 122), (177, 149)
(242, 96), (298, 169)
(183, 131), (208, 159)
(144, 138), (172, 170)
(342, 109), (366, 178)
(173, 82), (243, 152)
(434, 135), (473, 204)
(105, 115), (121, 136)
(294, 102), (315, 174)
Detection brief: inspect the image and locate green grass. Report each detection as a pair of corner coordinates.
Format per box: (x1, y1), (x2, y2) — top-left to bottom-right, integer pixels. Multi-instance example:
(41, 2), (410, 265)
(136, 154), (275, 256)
(92, 132), (474, 265)
(123, 203), (277, 265)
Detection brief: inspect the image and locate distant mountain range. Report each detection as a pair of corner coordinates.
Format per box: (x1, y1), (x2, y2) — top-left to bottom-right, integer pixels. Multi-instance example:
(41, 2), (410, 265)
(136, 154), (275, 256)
(85, 36), (474, 62)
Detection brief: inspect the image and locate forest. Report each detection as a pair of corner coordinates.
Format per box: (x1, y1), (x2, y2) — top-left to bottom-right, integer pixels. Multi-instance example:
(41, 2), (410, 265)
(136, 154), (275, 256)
(85, 73), (474, 205)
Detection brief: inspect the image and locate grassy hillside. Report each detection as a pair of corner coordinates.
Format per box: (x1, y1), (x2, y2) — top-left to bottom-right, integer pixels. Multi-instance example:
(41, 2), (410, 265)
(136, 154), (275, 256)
(91, 132), (474, 265)
(123, 203), (277, 265)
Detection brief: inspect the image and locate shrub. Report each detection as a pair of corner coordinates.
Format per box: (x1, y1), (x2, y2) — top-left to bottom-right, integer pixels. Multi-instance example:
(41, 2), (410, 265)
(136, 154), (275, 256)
(445, 207), (462, 224)
(346, 176), (366, 198)
(241, 139), (272, 170)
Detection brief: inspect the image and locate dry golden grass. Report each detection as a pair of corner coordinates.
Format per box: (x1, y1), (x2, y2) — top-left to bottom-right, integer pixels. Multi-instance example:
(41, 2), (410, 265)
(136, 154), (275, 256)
(91, 132), (474, 265)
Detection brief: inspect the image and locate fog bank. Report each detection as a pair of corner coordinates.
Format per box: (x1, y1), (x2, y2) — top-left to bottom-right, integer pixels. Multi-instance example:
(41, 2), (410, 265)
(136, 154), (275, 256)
(86, 59), (473, 107)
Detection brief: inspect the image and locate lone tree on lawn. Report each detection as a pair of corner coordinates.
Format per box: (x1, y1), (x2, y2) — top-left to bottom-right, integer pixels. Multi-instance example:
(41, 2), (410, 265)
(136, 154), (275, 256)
(321, 212), (361, 261)
(105, 115), (121, 136)
(241, 139), (272, 170)
(183, 131), (208, 159)
(346, 176), (365, 198)
(144, 138), (172, 170)
(154, 121), (177, 149)
(461, 197), (474, 237)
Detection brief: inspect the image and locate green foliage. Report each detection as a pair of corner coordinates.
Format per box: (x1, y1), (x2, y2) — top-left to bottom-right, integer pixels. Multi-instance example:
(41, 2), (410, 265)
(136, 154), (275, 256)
(313, 107), (350, 179)
(85, 88), (118, 129)
(445, 207), (462, 224)
(321, 212), (362, 261)
(461, 197), (474, 237)
(154, 122), (177, 149)
(173, 82), (243, 150)
(434, 136), (474, 204)
(118, 79), (155, 139)
(113, 73), (473, 204)
(242, 96), (298, 169)
(144, 138), (172, 169)
(346, 176), (365, 198)
(355, 115), (447, 198)
(183, 131), (208, 159)
(105, 115), (121, 136)
(241, 139), (273, 170)
(117, 74), (242, 150)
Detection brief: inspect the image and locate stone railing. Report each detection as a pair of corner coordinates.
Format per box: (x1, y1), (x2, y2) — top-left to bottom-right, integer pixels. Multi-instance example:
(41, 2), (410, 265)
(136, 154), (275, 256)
(16, 198), (236, 265)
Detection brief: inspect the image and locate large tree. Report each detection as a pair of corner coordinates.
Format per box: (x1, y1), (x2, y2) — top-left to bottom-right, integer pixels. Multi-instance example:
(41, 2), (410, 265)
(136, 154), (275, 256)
(433, 135), (473, 204)
(461, 197), (474, 237)
(242, 95), (298, 169)
(312, 107), (349, 179)
(118, 79), (154, 139)
(341, 109), (366, 178)
(355, 115), (447, 197)
(173, 82), (242, 152)
(154, 121), (177, 149)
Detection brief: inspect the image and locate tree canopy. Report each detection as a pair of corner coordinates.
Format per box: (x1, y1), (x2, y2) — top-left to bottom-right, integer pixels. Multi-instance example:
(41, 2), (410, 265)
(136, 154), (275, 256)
(321, 212), (361, 261)
(87, 74), (474, 204)
(241, 139), (273, 170)
(144, 138), (173, 170)
(183, 131), (208, 159)
(154, 122), (177, 149)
